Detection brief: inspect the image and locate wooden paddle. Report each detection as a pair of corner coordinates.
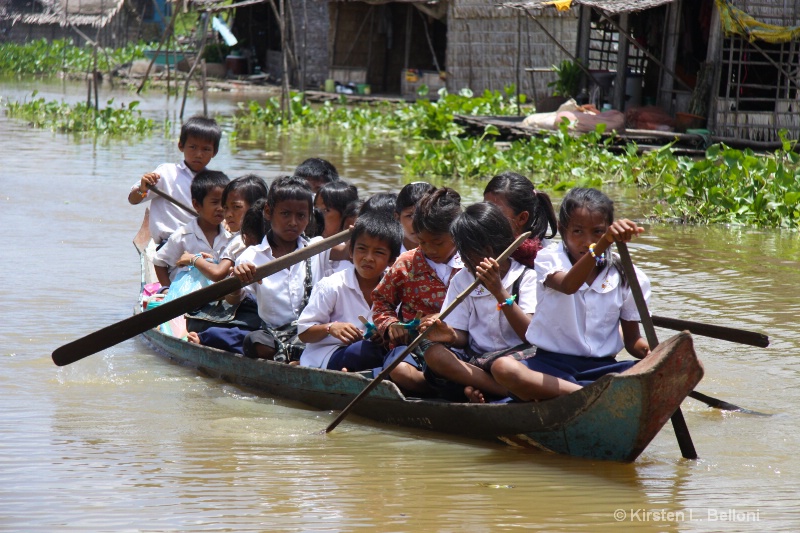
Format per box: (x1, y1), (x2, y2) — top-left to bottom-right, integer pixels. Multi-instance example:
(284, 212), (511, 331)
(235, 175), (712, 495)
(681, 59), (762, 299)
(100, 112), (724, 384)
(651, 315), (769, 348)
(147, 185), (198, 217)
(325, 231), (532, 433)
(617, 241), (698, 460)
(52, 228), (353, 366)
(618, 245), (770, 416)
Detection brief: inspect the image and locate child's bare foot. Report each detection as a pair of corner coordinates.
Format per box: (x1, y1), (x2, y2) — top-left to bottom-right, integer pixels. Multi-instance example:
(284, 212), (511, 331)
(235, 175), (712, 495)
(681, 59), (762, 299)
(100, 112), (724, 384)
(464, 386), (486, 404)
(187, 332), (201, 344)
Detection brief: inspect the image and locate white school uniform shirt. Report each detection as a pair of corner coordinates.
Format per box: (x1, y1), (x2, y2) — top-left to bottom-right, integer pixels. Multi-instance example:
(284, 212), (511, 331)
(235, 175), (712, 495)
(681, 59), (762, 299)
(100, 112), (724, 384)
(308, 236), (351, 279)
(153, 218), (234, 281)
(236, 236), (324, 328)
(442, 258), (537, 355)
(131, 161), (196, 244)
(297, 265), (372, 369)
(220, 233), (247, 263)
(525, 242), (650, 358)
(425, 252), (464, 285)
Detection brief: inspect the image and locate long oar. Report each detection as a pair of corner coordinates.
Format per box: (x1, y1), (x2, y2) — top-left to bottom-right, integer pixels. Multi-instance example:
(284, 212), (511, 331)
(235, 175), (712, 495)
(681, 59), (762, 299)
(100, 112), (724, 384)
(619, 247), (770, 415)
(52, 229), (353, 366)
(325, 232), (532, 433)
(617, 241), (698, 459)
(147, 185), (198, 217)
(651, 315), (769, 348)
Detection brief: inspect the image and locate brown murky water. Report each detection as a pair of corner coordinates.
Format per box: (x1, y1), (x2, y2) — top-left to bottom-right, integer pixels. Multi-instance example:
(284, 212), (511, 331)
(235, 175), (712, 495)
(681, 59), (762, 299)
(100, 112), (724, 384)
(2, 80), (799, 532)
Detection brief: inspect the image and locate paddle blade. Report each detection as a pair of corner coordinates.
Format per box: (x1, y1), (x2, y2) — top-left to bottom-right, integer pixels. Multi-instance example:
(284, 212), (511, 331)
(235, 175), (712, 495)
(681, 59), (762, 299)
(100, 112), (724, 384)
(52, 277), (241, 366)
(652, 315), (769, 348)
(52, 228), (353, 366)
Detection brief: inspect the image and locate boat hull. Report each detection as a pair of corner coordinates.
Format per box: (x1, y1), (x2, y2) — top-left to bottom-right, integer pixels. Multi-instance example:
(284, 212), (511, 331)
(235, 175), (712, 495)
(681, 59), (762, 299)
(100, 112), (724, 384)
(141, 325), (703, 462)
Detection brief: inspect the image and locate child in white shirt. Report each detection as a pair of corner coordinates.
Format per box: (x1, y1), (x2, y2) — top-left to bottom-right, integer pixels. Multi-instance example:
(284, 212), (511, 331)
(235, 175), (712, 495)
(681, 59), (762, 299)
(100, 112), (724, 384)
(420, 202), (536, 402)
(298, 214), (403, 370)
(128, 116), (222, 244)
(490, 187), (650, 401)
(226, 176), (324, 362)
(153, 170), (232, 289)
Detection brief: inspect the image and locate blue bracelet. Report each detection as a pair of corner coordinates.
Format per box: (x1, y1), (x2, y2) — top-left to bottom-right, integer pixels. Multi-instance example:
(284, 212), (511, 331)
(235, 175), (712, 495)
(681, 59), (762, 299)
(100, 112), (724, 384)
(496, 294), (517, 311)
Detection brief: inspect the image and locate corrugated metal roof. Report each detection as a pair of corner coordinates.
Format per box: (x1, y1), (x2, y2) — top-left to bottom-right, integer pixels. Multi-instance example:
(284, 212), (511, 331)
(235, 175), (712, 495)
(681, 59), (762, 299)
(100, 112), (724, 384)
(504, 0), (676, 15)
(0, 0), (125, 27)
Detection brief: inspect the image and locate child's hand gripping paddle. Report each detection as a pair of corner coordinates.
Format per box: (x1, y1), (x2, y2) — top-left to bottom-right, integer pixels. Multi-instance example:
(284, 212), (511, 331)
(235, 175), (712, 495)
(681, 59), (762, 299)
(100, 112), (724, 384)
(325, 232), (531, 433)
(52, 229), (353, 366)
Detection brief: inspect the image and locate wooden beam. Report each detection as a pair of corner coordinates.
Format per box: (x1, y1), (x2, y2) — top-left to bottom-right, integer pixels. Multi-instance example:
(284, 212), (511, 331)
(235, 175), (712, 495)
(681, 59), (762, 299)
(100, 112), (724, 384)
(613, 13), (629, 110)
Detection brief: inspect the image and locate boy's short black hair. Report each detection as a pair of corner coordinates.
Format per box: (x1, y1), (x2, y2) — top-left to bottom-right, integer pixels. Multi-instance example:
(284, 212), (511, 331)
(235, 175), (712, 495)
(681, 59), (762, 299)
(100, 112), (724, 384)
(241, 198), (267, 244)
(396, 182), (433, 214)
(350, 213), (403, 262)
(293, 157), (339, 184)
(180, 115), (223, 154)
(191, 170), (230, 205)
(360, 192), (397, 221)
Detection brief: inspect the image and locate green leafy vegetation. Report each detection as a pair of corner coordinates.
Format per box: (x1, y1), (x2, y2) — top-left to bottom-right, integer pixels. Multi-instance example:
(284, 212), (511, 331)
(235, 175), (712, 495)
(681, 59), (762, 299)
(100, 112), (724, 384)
(4, 92), (156, 135)
(548, 60), (583, 98)
(0, 39), (148, 76)
(231, 87), (526, 142)
(635, 134), (800, 228)
(234, 91), (800, 228)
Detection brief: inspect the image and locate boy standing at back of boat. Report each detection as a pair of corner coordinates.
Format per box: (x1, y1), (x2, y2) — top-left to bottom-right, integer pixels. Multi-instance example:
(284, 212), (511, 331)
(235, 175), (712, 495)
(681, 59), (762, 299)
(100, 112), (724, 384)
(128, 115), (223, 244)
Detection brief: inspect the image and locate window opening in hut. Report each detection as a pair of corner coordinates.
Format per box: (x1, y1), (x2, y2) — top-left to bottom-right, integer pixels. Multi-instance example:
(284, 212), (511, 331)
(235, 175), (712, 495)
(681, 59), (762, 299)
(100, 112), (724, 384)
(587, 17), (647, 74)
(719, 37), (799, 112)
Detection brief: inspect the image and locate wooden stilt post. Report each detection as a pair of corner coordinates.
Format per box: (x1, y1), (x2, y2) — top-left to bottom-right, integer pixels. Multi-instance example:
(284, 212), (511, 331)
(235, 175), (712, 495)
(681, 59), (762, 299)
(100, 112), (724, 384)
(181, 12), (209, 121)
(202, 58), (208, 117)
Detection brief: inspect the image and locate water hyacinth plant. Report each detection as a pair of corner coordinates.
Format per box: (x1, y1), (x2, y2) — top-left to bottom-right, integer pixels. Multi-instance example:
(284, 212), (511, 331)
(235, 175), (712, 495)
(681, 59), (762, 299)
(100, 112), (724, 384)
(0, 39), (148, 76)
(4, 92), (156, 135)
(232, 90), (800, 228)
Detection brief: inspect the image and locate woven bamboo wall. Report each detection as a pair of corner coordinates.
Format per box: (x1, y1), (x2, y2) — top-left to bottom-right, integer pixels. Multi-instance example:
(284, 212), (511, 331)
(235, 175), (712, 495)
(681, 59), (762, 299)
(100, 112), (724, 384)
(447, 1), (579, 101)
(712, 1), (800, 142)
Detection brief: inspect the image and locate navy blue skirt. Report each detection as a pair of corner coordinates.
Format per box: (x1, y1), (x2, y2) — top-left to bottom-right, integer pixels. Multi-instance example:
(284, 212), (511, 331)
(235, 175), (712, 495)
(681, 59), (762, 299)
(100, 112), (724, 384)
(517, 348), (637, 386)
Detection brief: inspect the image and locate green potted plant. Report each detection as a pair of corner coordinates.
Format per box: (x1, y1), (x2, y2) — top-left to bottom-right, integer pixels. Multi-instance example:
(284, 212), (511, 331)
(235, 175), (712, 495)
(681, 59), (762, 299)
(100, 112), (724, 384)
(536, 59), (582, 112)
(202, 42), (230, 78)
(548, 59), (582, 99)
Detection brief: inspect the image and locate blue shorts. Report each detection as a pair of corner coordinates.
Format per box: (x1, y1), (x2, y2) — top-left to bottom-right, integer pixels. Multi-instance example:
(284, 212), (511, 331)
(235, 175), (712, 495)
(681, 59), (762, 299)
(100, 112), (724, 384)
(197, 326), (248, 354)
(515, 348), (637, 386)
(327, 339), (387, 372)
(372, 344), (424, 378)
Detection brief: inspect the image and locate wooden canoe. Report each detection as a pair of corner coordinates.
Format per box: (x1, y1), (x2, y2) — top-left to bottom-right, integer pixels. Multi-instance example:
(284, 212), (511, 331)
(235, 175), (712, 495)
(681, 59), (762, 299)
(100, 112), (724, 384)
(134, 219), (704, 462)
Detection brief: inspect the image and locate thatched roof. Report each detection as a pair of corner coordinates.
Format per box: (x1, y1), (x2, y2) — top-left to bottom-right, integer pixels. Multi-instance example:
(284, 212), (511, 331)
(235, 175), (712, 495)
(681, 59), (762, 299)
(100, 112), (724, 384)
(504, 0), (676, 15)
(0, 0), (126, 27)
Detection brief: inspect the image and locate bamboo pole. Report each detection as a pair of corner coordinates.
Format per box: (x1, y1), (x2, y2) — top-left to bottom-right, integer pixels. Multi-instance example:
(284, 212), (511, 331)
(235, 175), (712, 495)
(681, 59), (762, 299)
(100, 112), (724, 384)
(202, 58), (208, 117)
(281, 0), (291, 121)
(301, 0), (308, 95)
(137, 0), (182, 95)
(181, 13), (210, 121)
